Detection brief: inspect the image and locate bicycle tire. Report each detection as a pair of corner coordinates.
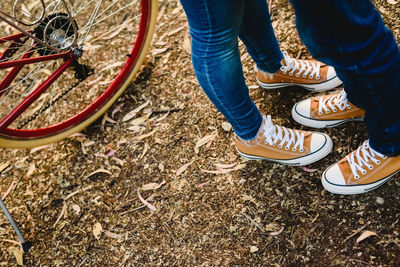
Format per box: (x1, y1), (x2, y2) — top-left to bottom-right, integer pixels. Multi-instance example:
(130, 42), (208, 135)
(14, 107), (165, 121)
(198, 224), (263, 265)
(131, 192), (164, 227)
(0, 0), (158, 148)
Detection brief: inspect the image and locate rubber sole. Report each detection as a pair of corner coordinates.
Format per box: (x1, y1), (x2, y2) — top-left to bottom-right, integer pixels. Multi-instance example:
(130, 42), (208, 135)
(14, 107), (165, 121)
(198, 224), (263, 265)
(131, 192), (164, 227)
(322, 167), (399, 195)
(257, 75), (342, 92)
(291, 104), (364, 129)
(237, 133), (333, 166)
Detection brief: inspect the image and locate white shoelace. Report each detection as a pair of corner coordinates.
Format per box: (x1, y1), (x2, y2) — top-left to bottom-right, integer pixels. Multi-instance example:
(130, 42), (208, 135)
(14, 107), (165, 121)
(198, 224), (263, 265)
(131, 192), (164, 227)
(346, 140), (387, 179)
(318, 90), (351, 115)
(261, 115), (305, 152)
(280, 51), (321, 79)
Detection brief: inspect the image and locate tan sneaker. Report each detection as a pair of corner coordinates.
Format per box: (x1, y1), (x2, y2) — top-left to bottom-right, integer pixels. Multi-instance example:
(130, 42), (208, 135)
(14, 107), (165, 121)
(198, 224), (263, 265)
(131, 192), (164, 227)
(322, 140), (400, 194)
(292, 89), (365, 128)
(256, 51), (342, 92)
(234, 115), (332, 166)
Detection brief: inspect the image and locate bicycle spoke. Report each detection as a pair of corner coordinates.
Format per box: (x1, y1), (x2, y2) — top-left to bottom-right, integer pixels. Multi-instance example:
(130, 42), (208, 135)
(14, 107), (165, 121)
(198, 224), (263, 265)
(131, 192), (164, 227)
(0, 0), (149, 133)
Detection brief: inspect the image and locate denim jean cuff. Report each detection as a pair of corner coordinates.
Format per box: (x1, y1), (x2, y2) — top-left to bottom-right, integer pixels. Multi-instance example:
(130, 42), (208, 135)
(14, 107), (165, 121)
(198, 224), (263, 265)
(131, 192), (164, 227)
(255, 45), (283, 74)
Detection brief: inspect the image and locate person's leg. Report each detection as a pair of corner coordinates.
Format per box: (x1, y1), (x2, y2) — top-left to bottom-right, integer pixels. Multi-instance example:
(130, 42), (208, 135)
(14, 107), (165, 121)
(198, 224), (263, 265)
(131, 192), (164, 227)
(238, 0), (283, 73)
(289, 0), (400, 194)
(290, 0), (400, 156)
(239, 0), (341, 92)
(180, 0), (262, 140)
(180, 0), (332, 165)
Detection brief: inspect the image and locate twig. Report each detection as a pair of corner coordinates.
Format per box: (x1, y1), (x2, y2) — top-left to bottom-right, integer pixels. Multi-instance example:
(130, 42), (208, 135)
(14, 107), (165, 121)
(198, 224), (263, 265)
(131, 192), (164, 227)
(346, 258), (374, 267)
(119, 205), (146, 215)
(53, 203), (67, 228)
(78, 256), (89, 267)
(296, 50), (302, 59)
(151, 108), (181, 116)
(343, 224), (367, 243)
(64, 185), (93, 200)
(2, 181), (15, 200)
(242, 213), (264, 232)
(0, 239), (21, 246)
(268, 0), (274, 16)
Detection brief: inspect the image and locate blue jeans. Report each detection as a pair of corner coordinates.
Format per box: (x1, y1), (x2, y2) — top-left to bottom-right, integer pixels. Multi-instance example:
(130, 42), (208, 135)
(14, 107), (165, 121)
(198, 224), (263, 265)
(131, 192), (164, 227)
(180, 0), (283, 140)
(180, 0), (400, 156)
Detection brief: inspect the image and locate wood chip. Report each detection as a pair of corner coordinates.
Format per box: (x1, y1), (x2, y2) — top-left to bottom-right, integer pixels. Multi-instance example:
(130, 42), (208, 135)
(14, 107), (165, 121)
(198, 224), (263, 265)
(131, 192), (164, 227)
(93, 223), (103, 239)
(0, 161), (10, 173)
(8, 247), (23, 265)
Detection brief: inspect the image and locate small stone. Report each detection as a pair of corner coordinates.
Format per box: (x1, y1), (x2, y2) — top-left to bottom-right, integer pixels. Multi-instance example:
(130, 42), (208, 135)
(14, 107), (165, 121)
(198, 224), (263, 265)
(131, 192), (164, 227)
(249, 246), (259, 253)
(376, 197), (384, 205)
(222, 122), (232, 132)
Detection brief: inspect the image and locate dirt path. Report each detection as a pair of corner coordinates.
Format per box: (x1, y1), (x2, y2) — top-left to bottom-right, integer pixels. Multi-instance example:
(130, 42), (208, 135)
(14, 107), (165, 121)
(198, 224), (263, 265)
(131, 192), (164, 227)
(1, 0), (400, 265)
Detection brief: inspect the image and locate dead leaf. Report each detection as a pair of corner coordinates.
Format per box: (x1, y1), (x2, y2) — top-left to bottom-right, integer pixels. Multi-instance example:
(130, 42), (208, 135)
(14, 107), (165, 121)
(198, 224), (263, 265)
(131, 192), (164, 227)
(100, 61), (124, 73)
(215, 163), (236, 169)
(102, 19), (129, 40)
(127, 125), (144, 132)
(176, 160), (194, 176)
(197, 181), (209, 188)
(0, 161), (10, 173)
(105, 150), (116, 157)
(139, 143), (149, 159)
(93, 223), (103, 239)
(137, 189), (156, 211)
(141, 180), (166, 191)
(86, 169), (112, 178)
(135, 129), (157, 141)
(68, 132), (86, 138)
(195, 134), (215, 153)
(8, 247), (23, 265)
(122, 101), (150, 122)
(201, 168), (232, 174)
(30, 144), (50, 153)
(387, 0), (398, 4)
(104, 231), (123, 239)
(111, 103), (125, 118)
(270, 226), (284, 236)
(168, 24), (186, 36)
(300, 166), (317, 173)
(356, 230), (378, 243)
(152, 47), (169, 56)
(130, 117), (147, 126)
(83, 140), (95, 147)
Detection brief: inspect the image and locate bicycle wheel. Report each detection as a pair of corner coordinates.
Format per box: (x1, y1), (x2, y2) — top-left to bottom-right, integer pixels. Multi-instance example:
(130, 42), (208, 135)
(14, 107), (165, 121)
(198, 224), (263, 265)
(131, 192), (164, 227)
(0, 0), (157, 148)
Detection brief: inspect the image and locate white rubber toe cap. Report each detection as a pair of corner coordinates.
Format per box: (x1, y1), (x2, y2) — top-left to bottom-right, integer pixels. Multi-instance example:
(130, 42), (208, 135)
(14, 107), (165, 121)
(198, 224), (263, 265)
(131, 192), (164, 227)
(310, 133), (328, 152)
(293, 99), (311, 118)
(324, 163), (346, 185)
(327, 66), (337, 80)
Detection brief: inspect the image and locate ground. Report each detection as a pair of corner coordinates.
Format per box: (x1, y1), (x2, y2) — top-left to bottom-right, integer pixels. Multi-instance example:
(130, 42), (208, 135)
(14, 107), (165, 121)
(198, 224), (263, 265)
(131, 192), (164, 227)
(1, 0), (400, 266)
